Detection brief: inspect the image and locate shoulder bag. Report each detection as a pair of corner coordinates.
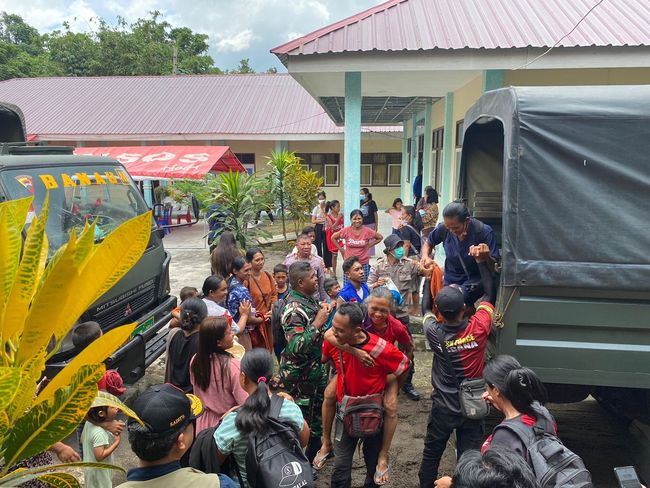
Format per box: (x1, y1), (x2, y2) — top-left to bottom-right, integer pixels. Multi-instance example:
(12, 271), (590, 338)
(435, 327), (489, 420)
(336, 350), (384, 437)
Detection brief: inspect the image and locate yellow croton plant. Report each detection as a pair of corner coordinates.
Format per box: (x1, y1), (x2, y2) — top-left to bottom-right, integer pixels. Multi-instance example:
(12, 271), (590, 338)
(0, 195), (151, 487)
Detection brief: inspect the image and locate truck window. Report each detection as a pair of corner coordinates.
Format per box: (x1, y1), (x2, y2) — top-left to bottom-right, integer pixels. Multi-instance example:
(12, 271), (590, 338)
(0, 165), (150, 256)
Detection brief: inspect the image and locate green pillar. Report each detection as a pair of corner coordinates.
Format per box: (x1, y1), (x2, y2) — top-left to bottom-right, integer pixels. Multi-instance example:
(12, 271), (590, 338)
(483, 70), (504, 92)
(408, 113), (417, 204)
(440, 92), (455, 209)
(344, 72), (362, 224)
(422, 101), (433, 192)
(401, 120), (408, 201)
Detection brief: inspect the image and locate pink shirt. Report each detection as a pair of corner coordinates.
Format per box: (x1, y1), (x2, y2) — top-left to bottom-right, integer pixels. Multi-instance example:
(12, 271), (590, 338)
(190, 354), (248, 434)
(339, 226), (377, 265)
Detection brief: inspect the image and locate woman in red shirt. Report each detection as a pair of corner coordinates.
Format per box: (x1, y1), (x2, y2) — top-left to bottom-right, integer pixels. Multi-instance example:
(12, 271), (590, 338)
(331, 209), (382, 283)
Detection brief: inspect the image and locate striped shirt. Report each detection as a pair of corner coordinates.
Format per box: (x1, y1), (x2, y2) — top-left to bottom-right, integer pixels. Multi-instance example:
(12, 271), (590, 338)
(213, 399), (305, 487)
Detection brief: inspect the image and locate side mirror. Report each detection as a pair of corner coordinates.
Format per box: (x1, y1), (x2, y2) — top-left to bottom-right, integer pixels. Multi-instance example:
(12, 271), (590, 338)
(156, 228), (165, 239)
(152, 203), (164, 219)
(191, 195), (200, 220)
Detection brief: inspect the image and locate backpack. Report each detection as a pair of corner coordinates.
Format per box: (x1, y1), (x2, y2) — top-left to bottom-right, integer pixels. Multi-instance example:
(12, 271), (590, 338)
(245, 395), (314, 488)
(494, 414), (593, 488)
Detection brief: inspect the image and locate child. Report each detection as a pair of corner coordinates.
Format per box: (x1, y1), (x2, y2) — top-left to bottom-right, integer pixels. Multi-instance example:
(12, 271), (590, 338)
(323, 276), (340, 331)
(385, 197), (404, 234)
(72, 321), (126, 456)
(170, 286), (200, 328)
(82, 405), (121, 488)
(273, 263), (289, 300)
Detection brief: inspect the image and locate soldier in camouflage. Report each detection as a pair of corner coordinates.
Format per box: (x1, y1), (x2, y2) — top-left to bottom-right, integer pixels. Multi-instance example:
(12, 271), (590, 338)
(279, 261), (332, 462)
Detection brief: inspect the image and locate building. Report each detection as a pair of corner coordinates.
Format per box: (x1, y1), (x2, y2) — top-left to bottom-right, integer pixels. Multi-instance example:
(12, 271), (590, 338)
(0, 74), (403, 207)
(271, 0), (650, 215)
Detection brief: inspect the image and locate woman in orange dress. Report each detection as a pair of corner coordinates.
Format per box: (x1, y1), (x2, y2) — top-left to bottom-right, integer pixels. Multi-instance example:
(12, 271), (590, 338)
(245, 247), (278, 352)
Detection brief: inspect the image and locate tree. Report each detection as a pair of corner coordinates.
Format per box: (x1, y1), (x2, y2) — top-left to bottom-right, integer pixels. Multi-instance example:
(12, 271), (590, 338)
(229, 58), (255, 74)
(207, 171), (270, 249)
(266, 150), (301, 248)
(284, 164), (323, 233)
(0, 196), (147, 486)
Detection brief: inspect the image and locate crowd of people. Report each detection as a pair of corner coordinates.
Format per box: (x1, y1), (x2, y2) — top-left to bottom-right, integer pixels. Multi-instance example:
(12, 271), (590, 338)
(42, 191), (603, 488)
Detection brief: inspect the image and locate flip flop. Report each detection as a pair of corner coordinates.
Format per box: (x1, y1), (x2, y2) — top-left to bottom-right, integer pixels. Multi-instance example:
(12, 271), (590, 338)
(313, 449), (334, 470)
(373, 460), (390, 486)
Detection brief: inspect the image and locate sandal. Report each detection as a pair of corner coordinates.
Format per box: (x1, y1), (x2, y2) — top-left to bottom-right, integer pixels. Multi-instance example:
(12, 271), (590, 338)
(313, 449), (334, 470)
(373, 460), (390, 486)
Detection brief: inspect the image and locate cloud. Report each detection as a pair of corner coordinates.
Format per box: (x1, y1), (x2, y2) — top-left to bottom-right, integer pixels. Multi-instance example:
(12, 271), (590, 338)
(215, 30), (256, 53)
(0, 0), (379, 70)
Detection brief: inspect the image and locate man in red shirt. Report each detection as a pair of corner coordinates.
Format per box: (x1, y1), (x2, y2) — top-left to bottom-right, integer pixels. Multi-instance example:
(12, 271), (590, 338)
(324, 302), (410, 488)
(418, 285), (495, 488)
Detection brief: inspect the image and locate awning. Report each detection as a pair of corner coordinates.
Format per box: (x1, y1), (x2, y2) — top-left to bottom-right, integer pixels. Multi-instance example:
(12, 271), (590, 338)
(74, 146), (244, 179)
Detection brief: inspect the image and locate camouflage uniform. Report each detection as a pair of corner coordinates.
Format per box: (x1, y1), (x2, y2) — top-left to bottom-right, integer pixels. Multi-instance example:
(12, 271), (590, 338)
(279, 289), (328, 437)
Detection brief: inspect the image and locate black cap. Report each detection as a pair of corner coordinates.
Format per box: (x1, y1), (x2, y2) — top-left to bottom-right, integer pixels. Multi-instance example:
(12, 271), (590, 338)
(383, 234), (404, 253)
(128, 384), (203, 438)
(434, 286), (465, 314)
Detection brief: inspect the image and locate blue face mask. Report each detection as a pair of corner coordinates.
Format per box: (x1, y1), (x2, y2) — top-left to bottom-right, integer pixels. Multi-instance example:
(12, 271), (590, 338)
(393, 247), (405, 260)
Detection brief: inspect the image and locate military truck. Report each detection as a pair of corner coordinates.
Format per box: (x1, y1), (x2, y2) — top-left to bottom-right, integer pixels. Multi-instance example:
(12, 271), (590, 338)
(459, 86), (650, 417)
(0, 102), (177, 383)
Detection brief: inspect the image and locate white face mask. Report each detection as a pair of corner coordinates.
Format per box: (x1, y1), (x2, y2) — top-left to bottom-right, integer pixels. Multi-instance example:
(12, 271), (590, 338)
(318, 198), (326, 203)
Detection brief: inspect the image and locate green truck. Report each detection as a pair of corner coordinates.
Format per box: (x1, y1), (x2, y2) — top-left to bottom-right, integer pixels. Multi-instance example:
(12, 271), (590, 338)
(0, 102), (176, 383)
(459, 85), (650, 473)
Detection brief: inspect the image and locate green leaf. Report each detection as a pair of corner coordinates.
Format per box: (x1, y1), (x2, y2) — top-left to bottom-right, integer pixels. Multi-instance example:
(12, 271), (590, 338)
(0, 462), (123, 487)
(0, 367), (21, 411)
(5, 351), (46, 423)
(3, 364), (104, 470)
(36, 472), (80, 488)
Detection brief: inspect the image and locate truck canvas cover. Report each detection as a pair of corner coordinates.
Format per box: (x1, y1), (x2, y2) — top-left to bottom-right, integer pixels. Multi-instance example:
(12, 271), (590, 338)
(462, 85), (650, 291)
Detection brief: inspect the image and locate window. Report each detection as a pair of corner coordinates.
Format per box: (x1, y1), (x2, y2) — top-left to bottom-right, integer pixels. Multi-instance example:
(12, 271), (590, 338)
(295, 153), (340, 186)
(360, 153), (402, 187)
(431, 127), (444, 190)
(456, 120), (464, 147)
(361, 165), (372, 186)
(235, 153), (255, 175)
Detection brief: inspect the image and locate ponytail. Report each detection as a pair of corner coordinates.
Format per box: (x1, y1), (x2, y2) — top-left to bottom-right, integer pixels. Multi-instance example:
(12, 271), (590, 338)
(484, 355), (548, 418)
(504, 367), (548, 417)
(235, 348), (275, 435)
(179, 297), (208, 332)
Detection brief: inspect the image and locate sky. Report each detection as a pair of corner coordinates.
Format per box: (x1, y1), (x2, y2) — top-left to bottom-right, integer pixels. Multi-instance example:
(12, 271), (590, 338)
(0, 0), (381, 71)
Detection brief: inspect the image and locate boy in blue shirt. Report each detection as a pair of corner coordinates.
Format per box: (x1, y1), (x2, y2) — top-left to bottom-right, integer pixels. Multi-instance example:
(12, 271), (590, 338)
(337, 256), (370, 304)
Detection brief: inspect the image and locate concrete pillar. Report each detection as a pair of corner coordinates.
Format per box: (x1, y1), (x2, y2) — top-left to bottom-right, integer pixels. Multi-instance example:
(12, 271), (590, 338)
(483, 70), (504, 92)
(406, 113), (417, 204)
(401, 120), (408, 202)
(422, 101), (433, 191)
(440, 92), (455, 209)
(344, 72), (362, 224)
(142, 180), (154, 208)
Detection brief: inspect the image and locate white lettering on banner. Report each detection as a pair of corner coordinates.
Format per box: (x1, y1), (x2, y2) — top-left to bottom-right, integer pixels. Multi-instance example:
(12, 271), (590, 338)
(115, 153), (142, 164)
(179, 153), (210, 163)
(160, 163), (202, 173)
(142, 152), (175, 162)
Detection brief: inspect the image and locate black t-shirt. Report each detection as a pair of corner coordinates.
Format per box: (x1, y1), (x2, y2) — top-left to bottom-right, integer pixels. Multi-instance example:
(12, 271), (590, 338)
(398, 224), (421, 256)
(167, 331), (200, 393)
(360, 200), (378, 225)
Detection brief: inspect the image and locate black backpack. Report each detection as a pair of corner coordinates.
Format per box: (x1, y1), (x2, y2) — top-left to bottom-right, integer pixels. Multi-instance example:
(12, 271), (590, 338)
(270, 298), (287, 354)
(245, 395), (314, 488)
(494, 414), (593, 488)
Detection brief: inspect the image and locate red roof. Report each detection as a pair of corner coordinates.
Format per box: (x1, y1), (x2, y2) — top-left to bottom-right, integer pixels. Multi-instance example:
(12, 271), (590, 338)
(74, 146), (244, 179)
(0, 74), (400, 138)
(272, 0), (649, 59)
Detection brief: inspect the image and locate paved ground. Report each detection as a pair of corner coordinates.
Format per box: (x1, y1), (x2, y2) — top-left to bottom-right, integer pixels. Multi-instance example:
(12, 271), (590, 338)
(104, 214), (642, 487)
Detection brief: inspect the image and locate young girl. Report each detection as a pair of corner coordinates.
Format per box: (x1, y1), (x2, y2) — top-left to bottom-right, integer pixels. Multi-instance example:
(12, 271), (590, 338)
(190, 316), (248, 434)
(215, 349), (310, 488)
(385, 198), (403, 234)
(325, 200), (344, 274)
(165, 297), (207, 393)
(82, 405), (121, 488)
